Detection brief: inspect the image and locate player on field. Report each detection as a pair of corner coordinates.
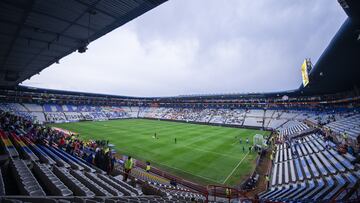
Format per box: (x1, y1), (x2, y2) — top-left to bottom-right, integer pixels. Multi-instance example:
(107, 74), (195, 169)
(174, 137), (177, 144)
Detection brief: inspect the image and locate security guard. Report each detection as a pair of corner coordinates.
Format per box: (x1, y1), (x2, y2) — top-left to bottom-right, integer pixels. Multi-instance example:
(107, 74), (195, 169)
(146, 161), (151, 173)
(123, 156), (133, 182)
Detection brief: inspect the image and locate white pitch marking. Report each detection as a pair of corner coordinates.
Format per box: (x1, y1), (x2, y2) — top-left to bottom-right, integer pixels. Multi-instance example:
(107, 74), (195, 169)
(222, 152), (249, 184)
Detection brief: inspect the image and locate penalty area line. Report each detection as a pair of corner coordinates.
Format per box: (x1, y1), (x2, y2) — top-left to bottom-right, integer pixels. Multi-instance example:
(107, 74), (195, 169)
(222, 151), (249, 184)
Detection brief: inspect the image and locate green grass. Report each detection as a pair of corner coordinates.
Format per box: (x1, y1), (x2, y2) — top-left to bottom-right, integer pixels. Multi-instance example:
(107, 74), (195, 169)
(49, 119), (270, 186)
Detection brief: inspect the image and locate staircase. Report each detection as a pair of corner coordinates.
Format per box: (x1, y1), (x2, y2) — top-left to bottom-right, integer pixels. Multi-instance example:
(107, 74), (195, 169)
(246, 150), (272, 197)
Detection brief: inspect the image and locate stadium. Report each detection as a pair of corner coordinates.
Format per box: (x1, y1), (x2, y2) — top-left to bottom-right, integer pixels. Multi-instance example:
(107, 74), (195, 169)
(0, 0), (359, 202)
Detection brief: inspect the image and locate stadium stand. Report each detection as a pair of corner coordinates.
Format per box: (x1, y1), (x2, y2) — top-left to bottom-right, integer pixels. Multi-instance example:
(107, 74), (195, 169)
(0, 110), (208, 202)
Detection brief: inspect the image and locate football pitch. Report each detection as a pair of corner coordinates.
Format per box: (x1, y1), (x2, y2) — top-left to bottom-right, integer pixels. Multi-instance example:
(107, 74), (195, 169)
(50, 119), (270, 186)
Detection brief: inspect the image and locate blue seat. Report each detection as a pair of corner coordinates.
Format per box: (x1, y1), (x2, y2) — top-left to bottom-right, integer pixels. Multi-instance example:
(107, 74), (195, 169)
(329, 149), (354, 170)
(271, 163), (278, 186)
(292, 180), (315, 200)
(316, 152), (336, 174)
(47, 147), (84, 170)
(312, 176), (334, 201)
(310, 154), (328, 176)
(324, 175), (346, 200)
(277, 162), (283, 185)
(294, 158), (304, 181)
(38, 145), (70, 168)
(305, 155), (319, 177)
(301, 178), (325, 200)
(289, 159), (296, 182)
(323, 151), (345, 172)
(300, 157), (311, 179)
(51, 147), (95, 172)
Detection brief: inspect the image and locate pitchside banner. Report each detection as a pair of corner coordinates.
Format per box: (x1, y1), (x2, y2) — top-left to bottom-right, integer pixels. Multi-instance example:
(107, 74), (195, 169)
(301, 59), (310, 87)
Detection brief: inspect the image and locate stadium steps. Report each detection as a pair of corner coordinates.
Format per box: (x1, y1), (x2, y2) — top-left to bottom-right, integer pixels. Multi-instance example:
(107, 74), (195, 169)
(10, 158), (46, 196)
(323, 175), (348, 200)
(46, 147), (84, 170)
(96, 173), (136, 196)
(280, 182), (306, 200)
(294, 154), (304, 182)
(22, 137), (56, 165)
(338, 171), (360, 201)
(305, 155), (320, 178)
(270, 163), (277, 186)
(311, 176), (335, 201)
(289, 157), (296, 182)
(38, 145), (70, 168)
(264, 185), (289, 200)
(258, 186), (278, 199)
(51, 147), (95, 172)
(247, 149), (272, 197)
(32, 163), (73, 196)
(9, 133), (39, 162)
(0, 130), (19, 158)
(70, 170), (112, 196)
(310, 154), (328, 176)
(53, 166), (95, 197)
(111, 175), (143, 196)
(269, 183), (295, 200)
(300, 178), (325, 200)
(265, 110), (275, 128)
(316, 151), (337, 174)
(84, 172), (123, 196)
(329, 149), (355, 170)
(289, 180), (315, 200)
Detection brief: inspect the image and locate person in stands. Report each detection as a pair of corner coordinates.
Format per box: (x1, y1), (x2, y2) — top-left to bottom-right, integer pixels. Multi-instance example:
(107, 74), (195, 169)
(225, 188), (231, 198)
(265, 174), (270, 188)
(123, 156), (134, 182)
(146, 161), (151, 173)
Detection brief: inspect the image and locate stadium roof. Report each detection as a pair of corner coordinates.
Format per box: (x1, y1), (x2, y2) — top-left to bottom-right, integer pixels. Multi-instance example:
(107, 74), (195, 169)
(0, 0), (167, 87)
(0, 0), (359, 98)
(299, 0), (360, 95)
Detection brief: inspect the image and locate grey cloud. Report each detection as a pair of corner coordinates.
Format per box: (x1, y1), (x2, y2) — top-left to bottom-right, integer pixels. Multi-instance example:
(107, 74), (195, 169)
(22, 0), (346, 97)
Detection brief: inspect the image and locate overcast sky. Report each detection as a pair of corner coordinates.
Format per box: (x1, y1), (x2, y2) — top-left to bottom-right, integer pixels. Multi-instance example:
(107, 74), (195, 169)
(22, 0), (346, 97)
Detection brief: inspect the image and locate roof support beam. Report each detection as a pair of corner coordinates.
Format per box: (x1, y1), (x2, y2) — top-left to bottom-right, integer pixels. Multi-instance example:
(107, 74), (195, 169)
(0, 18), (83, 43)
(73, 0), (118, 20)
(0, 0), (35, 71)
(1, 0), (98, 33)
(21, 0), (103, 77)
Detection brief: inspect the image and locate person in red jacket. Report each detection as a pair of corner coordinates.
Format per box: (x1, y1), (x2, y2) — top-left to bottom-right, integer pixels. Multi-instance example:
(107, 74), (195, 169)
(58, 137), (65, 149)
